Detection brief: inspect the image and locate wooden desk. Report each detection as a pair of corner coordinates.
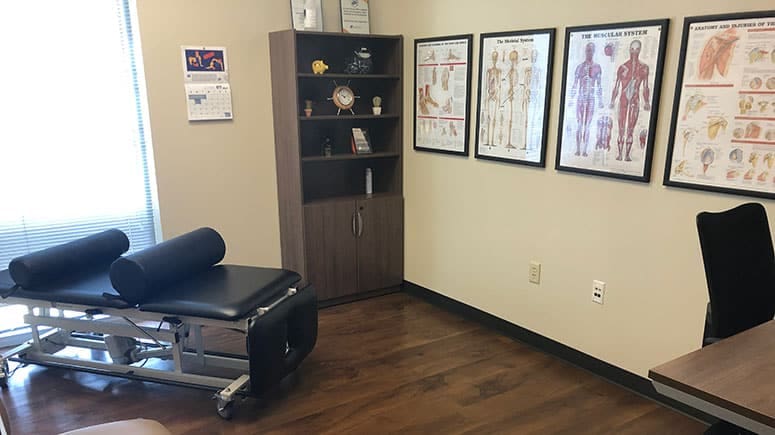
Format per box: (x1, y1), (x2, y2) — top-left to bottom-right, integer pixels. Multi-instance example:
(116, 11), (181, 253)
(649, 320), (775, 435)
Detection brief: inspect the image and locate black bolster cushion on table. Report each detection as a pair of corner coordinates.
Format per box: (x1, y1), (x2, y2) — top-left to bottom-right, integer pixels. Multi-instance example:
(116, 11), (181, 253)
(8, 229), (130, 289)
(109, 227), (226, 305)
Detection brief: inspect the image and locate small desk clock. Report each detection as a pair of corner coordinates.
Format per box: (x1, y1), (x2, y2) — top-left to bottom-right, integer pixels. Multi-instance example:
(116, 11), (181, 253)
(328, 80), (360, 115)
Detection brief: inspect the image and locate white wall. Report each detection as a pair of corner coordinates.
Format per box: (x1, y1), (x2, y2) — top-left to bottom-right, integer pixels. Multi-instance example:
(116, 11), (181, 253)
(135, 0), (345, 266)
(375, 0), (774, 376)
(136, 0), (774, 377)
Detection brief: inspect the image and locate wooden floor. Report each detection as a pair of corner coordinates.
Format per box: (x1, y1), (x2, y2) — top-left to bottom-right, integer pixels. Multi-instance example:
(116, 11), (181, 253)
(1, 292), (705, 434)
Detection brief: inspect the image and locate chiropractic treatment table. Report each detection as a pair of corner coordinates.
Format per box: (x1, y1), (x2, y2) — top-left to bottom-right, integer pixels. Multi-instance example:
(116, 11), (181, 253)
(0, 228), (318, 419)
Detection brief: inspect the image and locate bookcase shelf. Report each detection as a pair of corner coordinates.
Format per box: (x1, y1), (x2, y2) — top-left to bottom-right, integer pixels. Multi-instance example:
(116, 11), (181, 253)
(301, 152), (399, 162)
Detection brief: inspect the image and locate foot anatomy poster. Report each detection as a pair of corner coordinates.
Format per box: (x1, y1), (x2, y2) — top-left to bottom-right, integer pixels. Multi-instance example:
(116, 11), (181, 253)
(664, 11), (775, 199)
(556, 20), (668, 181)
(475, 29), (555, 167)
(414, 35), (473, 156)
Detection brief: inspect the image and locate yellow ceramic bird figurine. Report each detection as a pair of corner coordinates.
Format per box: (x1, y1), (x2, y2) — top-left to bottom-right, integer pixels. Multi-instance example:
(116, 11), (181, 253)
(312, 60), (329, 74)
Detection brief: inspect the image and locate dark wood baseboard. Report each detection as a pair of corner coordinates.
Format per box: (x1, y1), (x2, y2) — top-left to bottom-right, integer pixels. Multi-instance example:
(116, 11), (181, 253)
(402, 280), (717, 425)
(318, 286), (402, 309)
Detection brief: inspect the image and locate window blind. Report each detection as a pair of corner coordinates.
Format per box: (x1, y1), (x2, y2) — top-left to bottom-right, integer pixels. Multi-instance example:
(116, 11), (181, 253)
(0, 0), (159, 268)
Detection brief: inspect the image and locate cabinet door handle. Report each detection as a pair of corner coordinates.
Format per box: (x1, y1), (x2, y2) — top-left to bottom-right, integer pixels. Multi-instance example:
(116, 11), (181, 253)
(351, 211), (357, 237)
(356, 211), (363, 238)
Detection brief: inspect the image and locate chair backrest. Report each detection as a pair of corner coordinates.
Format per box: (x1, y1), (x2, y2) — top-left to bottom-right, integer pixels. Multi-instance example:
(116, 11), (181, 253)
(697, 202), (775, 339)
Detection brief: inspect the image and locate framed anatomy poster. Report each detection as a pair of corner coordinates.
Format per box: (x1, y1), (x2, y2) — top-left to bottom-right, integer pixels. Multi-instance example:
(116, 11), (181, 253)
(414, 34), (473, 156)
(556, 19), (669, 181)
(664, 11), (775, 199)
(475, 29), (555, 167)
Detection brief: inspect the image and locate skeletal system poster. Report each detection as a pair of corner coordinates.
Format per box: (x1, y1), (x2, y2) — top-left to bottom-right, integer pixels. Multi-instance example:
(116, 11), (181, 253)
(414, 35), (472, 155)
(475, 30), (554, 166)
(556, 21), (667, 181)
(665, 13), (775, 198)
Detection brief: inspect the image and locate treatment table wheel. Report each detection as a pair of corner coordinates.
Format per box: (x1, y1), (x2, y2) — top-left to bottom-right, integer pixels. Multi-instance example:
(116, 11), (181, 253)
(216, 398), (235, 420)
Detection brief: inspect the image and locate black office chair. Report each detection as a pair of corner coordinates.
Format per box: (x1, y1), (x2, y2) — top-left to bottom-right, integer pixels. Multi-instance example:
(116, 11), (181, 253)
(697, 202), (775, 435)
(697, 202), (775, 345)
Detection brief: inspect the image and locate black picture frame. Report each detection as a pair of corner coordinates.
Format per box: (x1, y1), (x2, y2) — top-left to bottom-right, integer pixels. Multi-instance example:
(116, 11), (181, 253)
(663, 10), (775, 200)
(555, 19), (669, 182)
(413, 34), (474, 156)
(474, 28), (555, 167)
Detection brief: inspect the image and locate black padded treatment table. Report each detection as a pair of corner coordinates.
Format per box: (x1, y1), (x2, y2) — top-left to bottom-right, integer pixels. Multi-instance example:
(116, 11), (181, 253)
(0, 228), (317, 419)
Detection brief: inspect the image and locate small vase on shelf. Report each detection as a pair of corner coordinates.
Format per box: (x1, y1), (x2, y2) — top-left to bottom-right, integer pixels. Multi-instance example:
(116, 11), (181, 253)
(304, 100), (313, 117)
(372, 96), (382, 115)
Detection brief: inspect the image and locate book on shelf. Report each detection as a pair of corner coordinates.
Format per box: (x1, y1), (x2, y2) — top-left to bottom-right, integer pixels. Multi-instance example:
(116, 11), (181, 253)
(351, 128), (373, 154)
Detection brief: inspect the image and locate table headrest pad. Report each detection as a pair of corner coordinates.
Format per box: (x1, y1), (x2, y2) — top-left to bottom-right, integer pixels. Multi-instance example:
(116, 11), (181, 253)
(110, 227), (226, 305)
(9, 229), (129, 289)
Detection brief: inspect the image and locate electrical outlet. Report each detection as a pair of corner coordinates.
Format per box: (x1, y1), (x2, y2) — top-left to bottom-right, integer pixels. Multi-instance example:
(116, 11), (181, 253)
(592, 280), (605, 304)
(529, 261), (541, 284)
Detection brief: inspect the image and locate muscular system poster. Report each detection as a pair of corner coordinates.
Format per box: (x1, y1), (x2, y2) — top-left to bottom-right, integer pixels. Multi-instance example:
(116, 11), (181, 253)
(556, 20), (668, 181)
(665, 12), (775, 199)
(414, 35), (473, 155)
(475, 29), (555, 166)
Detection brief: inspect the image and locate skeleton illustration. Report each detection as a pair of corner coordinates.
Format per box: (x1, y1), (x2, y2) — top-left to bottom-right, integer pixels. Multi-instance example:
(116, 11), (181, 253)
(570, 42), (603, 156)
(681, 128), (697, 156)
(750, 151), (760, 168)
(503, 50), (520, 148)
(698, 28), (739, 80)
(700, 148), (715, 174)
(739, 96), (753, 114)
(609, 40), (651, 161)
(764, 153), (775, 169)
(707, 117), (727, 140)
(441, 68), (450, 91)
(730, 148), (743, 164)
(485, 50), (502, 145)
(758, 101), (770, 112)
(525, 49), (544, 151)
(682, 94), (706, 120)
(674, 160), (688, 176)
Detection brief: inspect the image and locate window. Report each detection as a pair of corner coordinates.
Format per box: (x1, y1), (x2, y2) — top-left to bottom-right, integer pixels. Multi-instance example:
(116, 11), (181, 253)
(0, 0), (158, 337)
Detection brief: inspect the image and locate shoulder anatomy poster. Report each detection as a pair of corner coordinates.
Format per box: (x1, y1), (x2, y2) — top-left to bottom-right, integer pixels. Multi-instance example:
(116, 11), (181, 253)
(414, 35), (473, 156)
(556, 20), (668, 181)
(664, 12), (775, 198)
(475, 29), (555, 166)
(181, 46), (233, 121)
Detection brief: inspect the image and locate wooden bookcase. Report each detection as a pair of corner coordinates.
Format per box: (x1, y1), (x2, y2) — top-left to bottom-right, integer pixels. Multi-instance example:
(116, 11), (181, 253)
(269, 30), (404, 302)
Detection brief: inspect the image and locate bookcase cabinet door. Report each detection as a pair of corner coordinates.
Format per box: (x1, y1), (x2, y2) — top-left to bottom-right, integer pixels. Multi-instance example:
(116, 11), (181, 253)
(356, 196), (404, 292)
(304, 200), (359, 300)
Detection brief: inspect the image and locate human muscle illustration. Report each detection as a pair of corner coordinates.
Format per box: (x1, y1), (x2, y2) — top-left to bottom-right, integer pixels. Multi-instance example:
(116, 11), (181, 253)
(595, 116), (613, 150)
(570, 42), (603, 156)
(698, 28), (738, 80)
(609, 40), (650, 161)
(485, 50), (502, 145)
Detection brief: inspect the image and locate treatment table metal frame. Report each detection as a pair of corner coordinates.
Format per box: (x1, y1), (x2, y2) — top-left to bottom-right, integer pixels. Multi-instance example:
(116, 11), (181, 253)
(0, 288), (298, 419)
